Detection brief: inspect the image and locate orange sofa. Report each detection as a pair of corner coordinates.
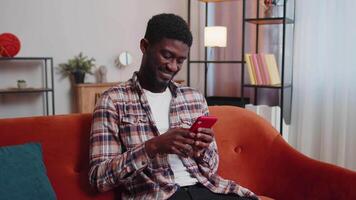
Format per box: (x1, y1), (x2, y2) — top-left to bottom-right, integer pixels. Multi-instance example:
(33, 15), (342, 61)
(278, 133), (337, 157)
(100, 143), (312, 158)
(0, 106), (355, 200)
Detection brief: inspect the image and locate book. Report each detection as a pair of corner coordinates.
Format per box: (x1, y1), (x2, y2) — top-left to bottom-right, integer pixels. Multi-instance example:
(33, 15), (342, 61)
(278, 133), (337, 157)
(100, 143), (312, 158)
(274, 106), (283, 132)
(244, 54), (256, 84)
(245, 105), (290, 138)
(251, 54), (263, 84)
(257, 105), (272, 124)
(256, 54), (267, 84)
(258, 53), (271, 85)
(246, 105), (276, 130)
(248, 55), (258, 84)
(244, 53), (281, 86)
(265, 54), (281, 85)
(245, 104), (257, 113)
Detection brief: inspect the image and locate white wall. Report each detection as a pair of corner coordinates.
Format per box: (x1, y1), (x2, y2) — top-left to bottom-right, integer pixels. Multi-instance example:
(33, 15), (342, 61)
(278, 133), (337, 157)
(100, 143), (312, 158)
(0, 0), (188, 118)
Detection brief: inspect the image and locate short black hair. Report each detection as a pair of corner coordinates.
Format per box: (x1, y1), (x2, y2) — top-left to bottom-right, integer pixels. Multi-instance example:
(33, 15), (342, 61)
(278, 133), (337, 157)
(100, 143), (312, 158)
(144, 13), (193, 47)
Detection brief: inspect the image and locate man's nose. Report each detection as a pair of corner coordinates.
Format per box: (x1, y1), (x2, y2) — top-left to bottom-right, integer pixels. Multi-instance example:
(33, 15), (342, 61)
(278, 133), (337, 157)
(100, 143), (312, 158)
(167, 60), (179, 72)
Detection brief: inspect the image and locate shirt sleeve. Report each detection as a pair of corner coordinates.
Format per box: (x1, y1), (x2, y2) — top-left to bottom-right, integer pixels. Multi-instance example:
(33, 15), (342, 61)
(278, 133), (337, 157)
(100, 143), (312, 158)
(194, 96), (219, 174)
(88, 93), (151, 192)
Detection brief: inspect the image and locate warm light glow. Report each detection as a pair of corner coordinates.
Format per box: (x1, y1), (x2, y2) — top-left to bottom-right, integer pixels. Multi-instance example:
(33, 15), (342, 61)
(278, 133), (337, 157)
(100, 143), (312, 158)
(204, 26), (227, 47)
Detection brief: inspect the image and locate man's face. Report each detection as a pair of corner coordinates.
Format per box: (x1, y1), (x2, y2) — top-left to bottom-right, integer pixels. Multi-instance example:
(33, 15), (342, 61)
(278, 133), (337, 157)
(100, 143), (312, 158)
(139, 38), (189, 90)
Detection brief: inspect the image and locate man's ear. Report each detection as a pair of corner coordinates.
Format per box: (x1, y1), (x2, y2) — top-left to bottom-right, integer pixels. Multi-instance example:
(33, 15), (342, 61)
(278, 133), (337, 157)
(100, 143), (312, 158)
(140, 38), (149, 53)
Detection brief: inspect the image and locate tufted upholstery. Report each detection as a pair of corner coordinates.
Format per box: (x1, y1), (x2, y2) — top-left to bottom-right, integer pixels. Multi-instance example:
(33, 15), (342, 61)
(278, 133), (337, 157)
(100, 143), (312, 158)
(210, 106), (356, 200)
(0, 106), (355, 200)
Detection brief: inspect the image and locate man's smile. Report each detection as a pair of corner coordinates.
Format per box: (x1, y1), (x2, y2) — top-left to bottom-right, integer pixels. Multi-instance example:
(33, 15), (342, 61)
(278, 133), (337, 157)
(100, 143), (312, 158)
(159, 70), (173, 80)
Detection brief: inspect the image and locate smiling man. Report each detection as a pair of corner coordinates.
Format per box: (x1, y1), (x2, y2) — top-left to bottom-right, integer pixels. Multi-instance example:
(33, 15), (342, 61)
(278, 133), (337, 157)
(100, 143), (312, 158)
(89, 13), (258, 200)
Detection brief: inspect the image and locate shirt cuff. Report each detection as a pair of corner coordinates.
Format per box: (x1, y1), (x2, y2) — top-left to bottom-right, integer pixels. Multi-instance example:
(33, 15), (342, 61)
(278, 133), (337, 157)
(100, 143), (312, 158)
(130, 143), (151, 170)
(195, 148), (209, 163)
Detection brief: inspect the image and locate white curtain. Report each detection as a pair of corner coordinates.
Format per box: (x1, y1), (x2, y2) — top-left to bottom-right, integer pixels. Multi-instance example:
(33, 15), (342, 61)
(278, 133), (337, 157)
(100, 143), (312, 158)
(289, 0), (356, 170)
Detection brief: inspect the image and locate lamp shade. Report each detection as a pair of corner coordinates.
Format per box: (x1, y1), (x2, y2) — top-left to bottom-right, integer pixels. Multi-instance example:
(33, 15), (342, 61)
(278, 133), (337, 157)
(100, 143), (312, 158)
(204, 26), (227, 47)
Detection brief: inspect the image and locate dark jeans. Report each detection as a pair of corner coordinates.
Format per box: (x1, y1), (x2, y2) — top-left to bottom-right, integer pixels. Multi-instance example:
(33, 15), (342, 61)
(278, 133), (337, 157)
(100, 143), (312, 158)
(168, 184), (257, 200)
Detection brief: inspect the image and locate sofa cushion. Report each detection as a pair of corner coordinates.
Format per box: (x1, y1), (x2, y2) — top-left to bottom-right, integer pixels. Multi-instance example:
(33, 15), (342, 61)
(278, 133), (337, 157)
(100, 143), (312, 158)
(0, 142), (56, 200)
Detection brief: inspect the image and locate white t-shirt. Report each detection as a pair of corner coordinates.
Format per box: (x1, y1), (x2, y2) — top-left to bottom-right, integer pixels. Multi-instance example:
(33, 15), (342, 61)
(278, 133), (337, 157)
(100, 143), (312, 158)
(143, 88), (198, 186)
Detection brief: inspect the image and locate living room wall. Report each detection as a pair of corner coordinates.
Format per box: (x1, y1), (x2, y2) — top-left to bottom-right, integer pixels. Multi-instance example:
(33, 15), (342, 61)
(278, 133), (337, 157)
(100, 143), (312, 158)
(0, 0), (188, 118)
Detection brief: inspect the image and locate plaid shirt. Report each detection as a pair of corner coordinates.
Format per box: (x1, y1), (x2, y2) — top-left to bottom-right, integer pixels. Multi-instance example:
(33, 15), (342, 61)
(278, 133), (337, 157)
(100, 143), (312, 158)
(89, 72), (258, 200)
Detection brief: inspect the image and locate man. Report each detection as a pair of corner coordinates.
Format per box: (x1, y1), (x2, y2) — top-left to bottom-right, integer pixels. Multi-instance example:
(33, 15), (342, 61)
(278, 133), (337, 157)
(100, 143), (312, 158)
(89, 13), (258, 200)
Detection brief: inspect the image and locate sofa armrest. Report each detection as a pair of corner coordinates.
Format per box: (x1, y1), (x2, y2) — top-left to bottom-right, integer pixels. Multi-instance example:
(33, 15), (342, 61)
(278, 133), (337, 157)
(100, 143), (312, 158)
(261, 136), (356, 200)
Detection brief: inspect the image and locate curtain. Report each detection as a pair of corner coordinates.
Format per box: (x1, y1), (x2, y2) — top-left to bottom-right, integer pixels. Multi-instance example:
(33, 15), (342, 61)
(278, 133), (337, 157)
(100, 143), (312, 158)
(289, 0), (356, 170)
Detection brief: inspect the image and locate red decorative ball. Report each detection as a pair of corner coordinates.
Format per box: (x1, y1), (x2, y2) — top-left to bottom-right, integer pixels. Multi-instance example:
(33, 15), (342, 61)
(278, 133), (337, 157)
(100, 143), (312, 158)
(0, 33), (21, 57)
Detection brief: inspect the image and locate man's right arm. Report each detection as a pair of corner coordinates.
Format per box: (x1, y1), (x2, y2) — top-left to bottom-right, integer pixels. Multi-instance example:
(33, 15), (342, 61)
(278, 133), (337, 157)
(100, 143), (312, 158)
(88, 94), (151, 192)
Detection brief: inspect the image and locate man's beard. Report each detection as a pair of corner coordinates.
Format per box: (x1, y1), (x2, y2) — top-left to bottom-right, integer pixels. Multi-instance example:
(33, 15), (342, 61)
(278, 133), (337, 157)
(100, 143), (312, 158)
(153, 74), (171, 89)
(142, 67), (172, 91)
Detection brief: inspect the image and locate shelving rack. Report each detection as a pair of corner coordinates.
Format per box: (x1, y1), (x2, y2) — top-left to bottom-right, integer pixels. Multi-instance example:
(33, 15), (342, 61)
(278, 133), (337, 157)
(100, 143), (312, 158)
(187, 0), (247, 107)
(186, 0), (294, 134)
(0, 57), (55, 116)
(241, 0), (295, 134)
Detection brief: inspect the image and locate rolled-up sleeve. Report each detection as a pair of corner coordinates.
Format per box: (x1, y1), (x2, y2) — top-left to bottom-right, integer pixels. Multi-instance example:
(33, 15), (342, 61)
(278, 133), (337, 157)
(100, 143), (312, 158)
(88, 93), (151, 192)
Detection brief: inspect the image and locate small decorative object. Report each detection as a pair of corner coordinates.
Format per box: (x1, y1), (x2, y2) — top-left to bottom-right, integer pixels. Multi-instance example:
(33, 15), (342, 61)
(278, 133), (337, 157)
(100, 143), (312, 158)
(262, 0), (283, 18)
(59, 52), (95, 84)
(17, 80), (27, 89)
(97, 65), (108, 83)
(0, 33), (21, 57)
(115, 51), (133, 68)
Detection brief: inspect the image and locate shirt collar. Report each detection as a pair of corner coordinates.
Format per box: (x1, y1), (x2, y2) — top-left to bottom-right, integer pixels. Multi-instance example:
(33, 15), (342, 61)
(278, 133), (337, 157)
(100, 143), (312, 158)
(132, 71), (178, 97)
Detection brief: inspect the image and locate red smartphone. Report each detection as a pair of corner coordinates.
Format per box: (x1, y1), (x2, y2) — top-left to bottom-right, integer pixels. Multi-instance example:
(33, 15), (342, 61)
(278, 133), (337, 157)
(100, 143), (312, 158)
(189, 116), (218, 133)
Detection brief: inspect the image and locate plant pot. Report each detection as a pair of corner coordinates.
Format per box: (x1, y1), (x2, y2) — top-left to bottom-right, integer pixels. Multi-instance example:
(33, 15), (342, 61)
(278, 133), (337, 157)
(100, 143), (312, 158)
(72, 70), (85, 84)
(17, 81), (27, 89)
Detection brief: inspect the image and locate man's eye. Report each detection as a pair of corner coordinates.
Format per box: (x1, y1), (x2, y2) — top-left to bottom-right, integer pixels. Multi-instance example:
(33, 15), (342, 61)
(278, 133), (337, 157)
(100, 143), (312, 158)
(177, 59), (185, 64)
(162, 52), (172, 59)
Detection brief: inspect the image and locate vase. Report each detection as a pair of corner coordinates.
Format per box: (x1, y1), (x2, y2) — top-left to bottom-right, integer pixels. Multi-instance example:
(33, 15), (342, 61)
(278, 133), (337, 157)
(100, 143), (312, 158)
(265, 5), (284, 18)
(262, 0), (284, 18)
(72, 70), (85, 84)
(17, 81), (27, 89)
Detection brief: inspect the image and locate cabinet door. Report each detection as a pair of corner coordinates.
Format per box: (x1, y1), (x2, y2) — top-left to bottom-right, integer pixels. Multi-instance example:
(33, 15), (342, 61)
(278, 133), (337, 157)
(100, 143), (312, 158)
(75, 83), (118, 113)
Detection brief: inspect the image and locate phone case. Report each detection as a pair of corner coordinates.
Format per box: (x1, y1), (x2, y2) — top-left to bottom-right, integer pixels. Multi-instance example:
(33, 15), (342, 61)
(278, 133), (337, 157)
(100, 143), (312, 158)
(189, 116), (218, 133)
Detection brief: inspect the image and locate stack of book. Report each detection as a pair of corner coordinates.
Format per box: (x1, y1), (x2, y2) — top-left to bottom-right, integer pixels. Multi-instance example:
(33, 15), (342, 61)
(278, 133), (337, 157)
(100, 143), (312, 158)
(245, 104), (289, 141)
(245, 53), (281, 85)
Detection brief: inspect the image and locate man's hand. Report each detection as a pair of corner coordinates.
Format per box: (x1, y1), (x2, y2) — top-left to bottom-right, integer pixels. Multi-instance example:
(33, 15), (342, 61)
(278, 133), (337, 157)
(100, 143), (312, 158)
(145, 128), (196, 158)
(192, 127), (215, 158)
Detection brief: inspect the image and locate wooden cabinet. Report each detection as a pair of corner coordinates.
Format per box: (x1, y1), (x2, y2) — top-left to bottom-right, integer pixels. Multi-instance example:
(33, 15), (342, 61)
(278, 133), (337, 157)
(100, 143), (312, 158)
(75, 82), (118, 113)
(75, 80), (184, 113)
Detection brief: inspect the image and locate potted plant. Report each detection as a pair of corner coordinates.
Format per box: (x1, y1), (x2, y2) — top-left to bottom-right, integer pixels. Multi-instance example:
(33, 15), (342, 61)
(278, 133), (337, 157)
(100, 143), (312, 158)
(59, 52), (95, 84)
(17, 79), (27, 88)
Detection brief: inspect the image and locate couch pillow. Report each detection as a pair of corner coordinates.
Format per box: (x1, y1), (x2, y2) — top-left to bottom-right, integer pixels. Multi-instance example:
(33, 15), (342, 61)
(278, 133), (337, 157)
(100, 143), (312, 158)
(0, 143), (56, 200)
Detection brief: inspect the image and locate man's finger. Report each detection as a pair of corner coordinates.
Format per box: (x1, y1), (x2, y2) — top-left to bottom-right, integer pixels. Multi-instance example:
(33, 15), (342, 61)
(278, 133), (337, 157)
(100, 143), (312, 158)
(176, 134), (195, 145)
(197, 128), (214, 137)
(171, 146), (188, 157)
(181, 130), (196, 139)
(195, 133), (213, 143)
(194, 140), (210, 149)
(174, 141), (193, 157)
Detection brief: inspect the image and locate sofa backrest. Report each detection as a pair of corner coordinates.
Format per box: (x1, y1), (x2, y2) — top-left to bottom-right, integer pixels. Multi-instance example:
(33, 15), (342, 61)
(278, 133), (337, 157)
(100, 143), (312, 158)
(1, 106), (355, 200)
(209, 106), (280, 191)
(0, 113), (114, 200)
(0, 106), (278, 199)
(210, 106), (356, 200)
